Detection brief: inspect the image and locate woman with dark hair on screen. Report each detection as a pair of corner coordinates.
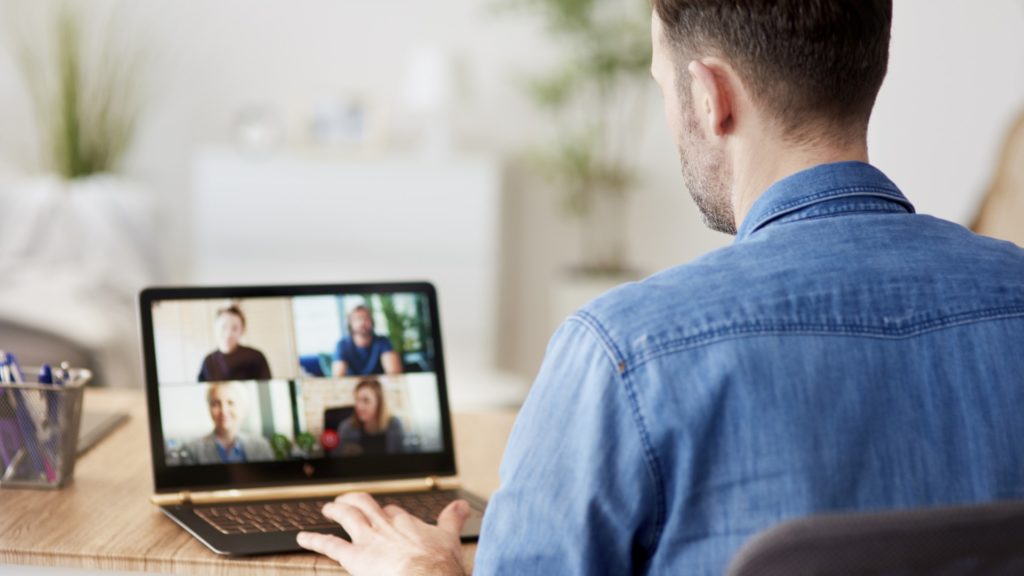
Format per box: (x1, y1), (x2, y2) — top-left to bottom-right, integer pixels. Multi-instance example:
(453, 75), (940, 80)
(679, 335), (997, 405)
(333, 378), (405, 456)
(197, 305), (272, 382)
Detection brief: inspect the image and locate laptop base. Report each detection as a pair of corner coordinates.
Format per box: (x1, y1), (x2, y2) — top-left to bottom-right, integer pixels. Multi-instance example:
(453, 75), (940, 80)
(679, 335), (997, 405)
(160, 488), (486, 556)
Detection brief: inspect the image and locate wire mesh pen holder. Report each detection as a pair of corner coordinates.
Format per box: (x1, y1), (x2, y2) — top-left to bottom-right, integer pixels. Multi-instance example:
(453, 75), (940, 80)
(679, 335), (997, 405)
(0, 368), (90, 489)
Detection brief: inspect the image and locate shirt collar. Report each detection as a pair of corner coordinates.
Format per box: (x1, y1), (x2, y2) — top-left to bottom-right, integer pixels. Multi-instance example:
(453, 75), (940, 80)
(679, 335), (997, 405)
(734, 161), (915, 243)
(215, 436), (247, 462)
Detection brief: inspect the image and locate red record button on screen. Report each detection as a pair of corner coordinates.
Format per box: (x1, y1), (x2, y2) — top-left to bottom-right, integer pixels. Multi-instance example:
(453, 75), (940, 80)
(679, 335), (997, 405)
(320, 429), (339, 451)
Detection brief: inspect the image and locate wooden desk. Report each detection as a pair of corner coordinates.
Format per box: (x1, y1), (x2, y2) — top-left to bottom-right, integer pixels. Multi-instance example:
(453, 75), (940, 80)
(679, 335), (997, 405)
(0, 389), (517, 575)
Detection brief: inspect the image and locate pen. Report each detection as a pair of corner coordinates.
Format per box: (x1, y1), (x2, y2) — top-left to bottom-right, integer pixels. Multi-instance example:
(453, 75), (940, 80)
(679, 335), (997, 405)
(39, 364), (53, 386)
(0, 351), (12, 385)
(0, 354), (20, 473)
(5, 353), (25, 385)
(4, 352), (55, 482)
(39, 364), (63, 471)
(0, 387), (20, 471)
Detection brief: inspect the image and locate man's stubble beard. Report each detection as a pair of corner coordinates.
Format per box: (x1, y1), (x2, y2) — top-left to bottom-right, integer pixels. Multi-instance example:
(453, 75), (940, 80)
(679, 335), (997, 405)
(678, 103), (736, 235)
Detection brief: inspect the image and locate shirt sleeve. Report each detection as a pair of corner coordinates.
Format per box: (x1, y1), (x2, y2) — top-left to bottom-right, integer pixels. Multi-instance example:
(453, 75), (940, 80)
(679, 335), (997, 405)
(387, 417), (405, 453)
(197, 355), (209, 382)
(255, 350), (271, 379)
(334, 418), (358, 456)
(474, 317), (660, 575)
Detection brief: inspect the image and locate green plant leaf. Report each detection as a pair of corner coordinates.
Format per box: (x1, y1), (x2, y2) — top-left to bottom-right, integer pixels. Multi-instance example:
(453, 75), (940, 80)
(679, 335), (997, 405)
(526, 66), (582, 110)
(507, 0), (651, 219)
(12, 2), (141, 180)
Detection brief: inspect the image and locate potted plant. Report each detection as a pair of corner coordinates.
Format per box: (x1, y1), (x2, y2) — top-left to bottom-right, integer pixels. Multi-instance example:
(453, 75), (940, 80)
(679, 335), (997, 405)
(506, 0), (653, 319)
(3, 2), (151, 280)
(0, 3), (153, 388)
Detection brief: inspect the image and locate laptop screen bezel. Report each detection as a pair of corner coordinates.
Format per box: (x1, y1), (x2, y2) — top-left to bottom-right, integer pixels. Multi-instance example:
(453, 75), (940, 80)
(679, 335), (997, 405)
(139, 281), (458, 493)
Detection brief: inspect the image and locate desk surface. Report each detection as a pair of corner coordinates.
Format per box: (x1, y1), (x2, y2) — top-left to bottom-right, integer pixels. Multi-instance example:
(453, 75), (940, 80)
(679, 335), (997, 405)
(0, 389), (517, 575)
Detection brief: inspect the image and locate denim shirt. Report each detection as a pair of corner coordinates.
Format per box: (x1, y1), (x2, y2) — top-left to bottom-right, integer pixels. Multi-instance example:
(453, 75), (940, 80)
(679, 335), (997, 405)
(474, 162), (1024, 575)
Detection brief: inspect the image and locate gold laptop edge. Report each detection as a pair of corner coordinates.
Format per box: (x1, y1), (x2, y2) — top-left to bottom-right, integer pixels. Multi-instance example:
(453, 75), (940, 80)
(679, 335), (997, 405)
(151, 475), (462, 506)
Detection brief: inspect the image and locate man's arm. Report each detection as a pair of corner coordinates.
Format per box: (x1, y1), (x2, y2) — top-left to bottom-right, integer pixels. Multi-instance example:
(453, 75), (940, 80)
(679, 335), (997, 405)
(197, 355), (209, 382)
(333, 339), (349, 377)
(474, 317), (660, 574)
(332, 360), (349, 377)
(299, 317), (659, 575)
(255, 350), (272, 379)
(381, 351), (403, 374)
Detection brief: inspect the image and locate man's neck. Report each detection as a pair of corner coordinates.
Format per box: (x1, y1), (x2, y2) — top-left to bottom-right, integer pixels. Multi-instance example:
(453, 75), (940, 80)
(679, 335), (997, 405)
(732, 138), (869, 229)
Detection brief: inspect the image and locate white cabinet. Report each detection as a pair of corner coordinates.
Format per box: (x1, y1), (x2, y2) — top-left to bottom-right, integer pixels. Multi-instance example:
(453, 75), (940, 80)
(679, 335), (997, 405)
(190, 147), (502, 379)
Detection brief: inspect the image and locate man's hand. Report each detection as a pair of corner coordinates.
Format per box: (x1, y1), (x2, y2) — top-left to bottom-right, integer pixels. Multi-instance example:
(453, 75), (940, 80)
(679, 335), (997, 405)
(297, 492), (471, 576)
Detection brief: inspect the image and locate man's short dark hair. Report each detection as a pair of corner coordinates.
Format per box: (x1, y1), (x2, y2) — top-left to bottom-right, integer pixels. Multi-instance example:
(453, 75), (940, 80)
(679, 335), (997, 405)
(652, 0), (892, 142)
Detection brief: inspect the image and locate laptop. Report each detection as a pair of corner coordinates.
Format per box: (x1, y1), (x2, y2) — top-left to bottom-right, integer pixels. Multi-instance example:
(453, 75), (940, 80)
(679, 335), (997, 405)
(139, 282), (487, 556)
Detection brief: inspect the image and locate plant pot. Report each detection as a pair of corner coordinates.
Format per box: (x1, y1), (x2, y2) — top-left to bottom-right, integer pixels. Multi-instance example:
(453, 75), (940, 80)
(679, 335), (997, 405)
(0, 173), (157, 387)
(574, 186), (630, 276)
(548, 269), (640, 333)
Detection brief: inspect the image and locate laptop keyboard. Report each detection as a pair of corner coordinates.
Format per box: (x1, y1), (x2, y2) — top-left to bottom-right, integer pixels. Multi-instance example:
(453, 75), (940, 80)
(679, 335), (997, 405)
(195, 489), (474, 535)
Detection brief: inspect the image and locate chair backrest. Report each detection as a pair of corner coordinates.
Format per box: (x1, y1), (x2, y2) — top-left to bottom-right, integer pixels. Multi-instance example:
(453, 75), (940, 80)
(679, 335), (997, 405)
(298, 353), (329, 377)
(726, 500), (1024, 576)
(323, 405), (355, 433)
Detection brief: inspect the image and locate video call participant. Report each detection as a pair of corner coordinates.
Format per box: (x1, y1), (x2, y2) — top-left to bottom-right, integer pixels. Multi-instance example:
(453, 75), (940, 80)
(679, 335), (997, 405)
(197, 305), (272, 382)
(332, 305), (403, 376)
(183, 382), (275, 464)
(333, 378), (405, 456)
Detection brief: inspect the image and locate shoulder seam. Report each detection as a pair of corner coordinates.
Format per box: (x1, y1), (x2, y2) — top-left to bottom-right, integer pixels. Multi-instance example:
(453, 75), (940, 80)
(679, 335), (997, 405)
(569, 311), (667, 552)
(625, 306), (1024, 370)
(570, 311), (627, 373)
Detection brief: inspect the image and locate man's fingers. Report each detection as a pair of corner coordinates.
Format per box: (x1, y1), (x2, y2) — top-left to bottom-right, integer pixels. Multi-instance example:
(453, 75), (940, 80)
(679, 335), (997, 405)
(296, 531), (352, 565)
(383, 503), (410, 519)
(322, 502), (371, 541)
(336, 492), (390, 527)
(436, 499), (471, 535)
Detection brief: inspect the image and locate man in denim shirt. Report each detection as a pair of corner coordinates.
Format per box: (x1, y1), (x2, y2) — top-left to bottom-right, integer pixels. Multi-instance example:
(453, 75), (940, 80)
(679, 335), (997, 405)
(299, 1), (1024, 574)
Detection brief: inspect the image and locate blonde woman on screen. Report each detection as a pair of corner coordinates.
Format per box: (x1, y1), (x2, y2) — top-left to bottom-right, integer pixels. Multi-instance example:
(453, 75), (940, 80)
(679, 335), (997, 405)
(183, 383), (275, 464)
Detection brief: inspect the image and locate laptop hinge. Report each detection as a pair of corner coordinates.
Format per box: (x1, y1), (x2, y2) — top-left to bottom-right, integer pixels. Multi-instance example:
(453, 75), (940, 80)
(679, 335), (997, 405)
(151, 490), (192, 506)
(150, 476), (462, 506)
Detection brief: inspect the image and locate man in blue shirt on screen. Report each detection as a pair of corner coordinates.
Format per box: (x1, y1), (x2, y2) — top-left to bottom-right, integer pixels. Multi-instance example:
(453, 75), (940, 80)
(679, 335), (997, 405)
(332, 305), (403, 377)
(299, 1), (1024, 574)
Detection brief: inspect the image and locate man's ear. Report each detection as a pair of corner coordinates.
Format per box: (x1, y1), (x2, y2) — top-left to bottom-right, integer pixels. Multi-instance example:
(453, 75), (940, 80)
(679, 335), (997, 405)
(687, 59), (734, 138)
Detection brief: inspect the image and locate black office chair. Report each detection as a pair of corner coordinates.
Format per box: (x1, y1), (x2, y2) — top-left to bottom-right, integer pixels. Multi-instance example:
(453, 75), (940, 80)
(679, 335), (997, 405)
(726, 500), (1024, 576)
(324, 405), (355, 434)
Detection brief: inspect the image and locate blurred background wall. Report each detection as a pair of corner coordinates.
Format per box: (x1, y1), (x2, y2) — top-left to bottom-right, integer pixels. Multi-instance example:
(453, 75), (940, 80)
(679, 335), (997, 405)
(0, 0), (1021, 400)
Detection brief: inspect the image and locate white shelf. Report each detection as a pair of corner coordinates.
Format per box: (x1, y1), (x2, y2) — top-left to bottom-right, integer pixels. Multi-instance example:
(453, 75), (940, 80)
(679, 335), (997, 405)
(189, 147), (503, 384)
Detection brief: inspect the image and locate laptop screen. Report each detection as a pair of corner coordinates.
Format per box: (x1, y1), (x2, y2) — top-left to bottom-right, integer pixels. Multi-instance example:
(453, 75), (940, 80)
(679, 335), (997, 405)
(139, 282), (457, 492)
